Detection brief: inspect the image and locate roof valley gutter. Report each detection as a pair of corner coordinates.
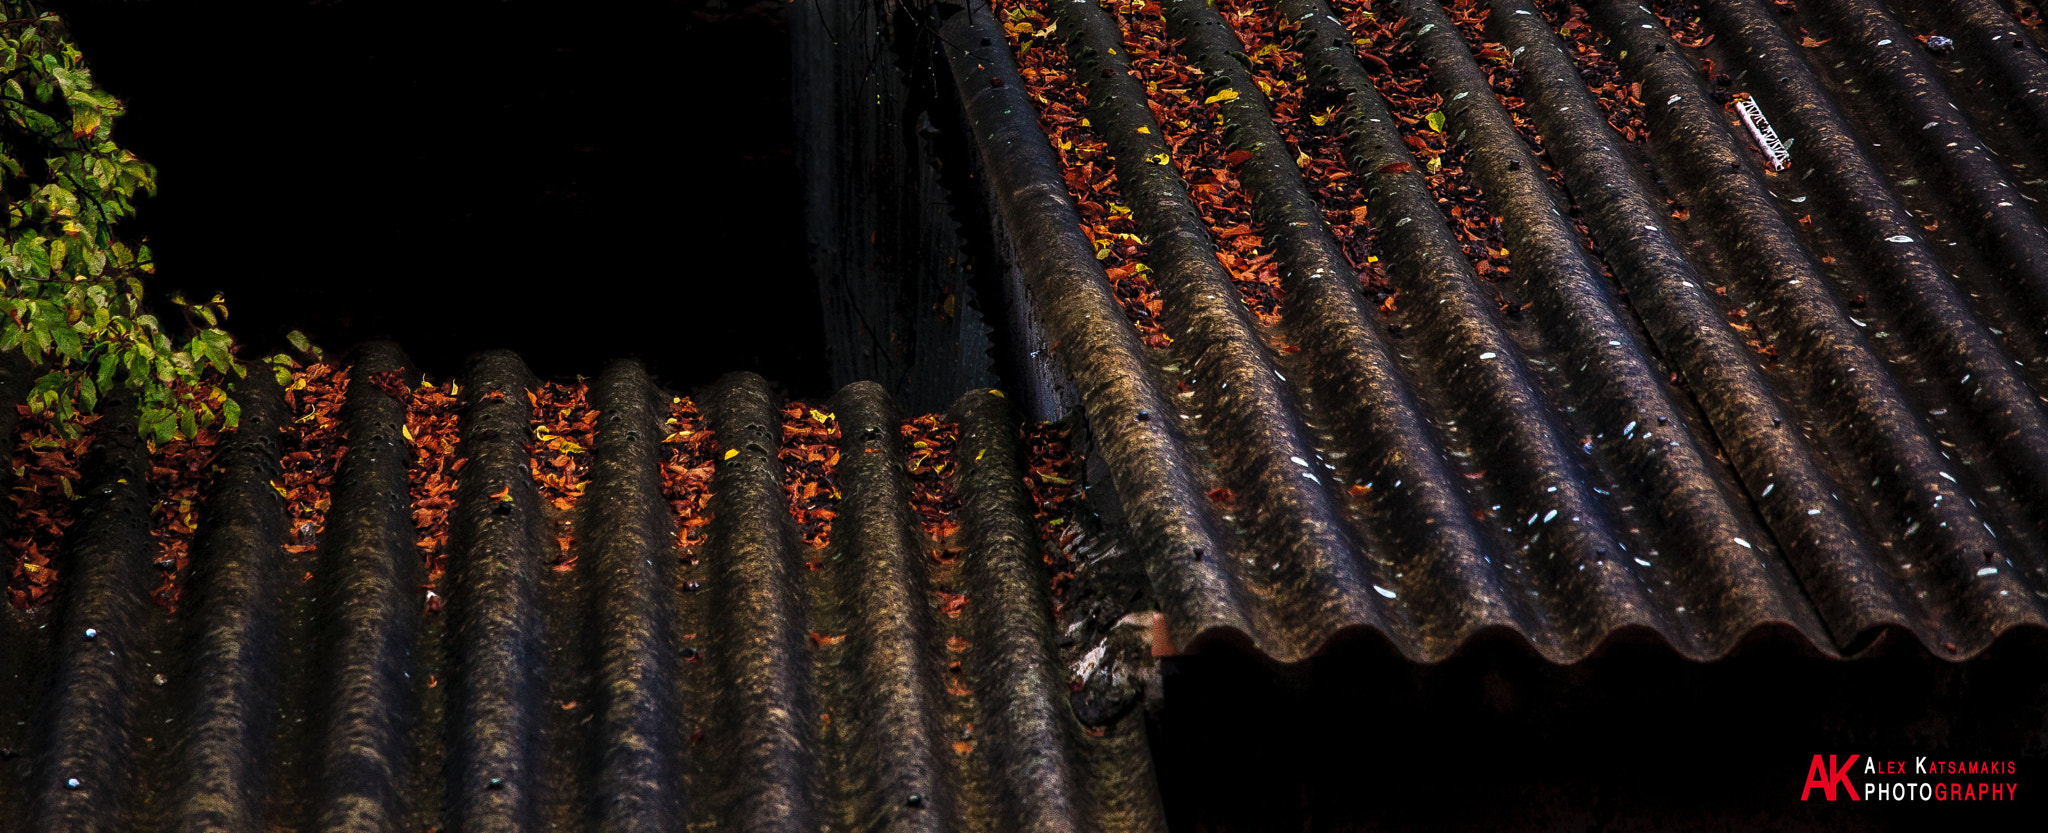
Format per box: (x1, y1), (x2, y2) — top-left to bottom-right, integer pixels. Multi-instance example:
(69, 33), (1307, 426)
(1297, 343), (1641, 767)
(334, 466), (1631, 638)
(936, 0), (1256, 655)
(1479, 0), (1908, 651)
(1046, 0), (1403, 657)
(1184, 0), (1666, 656)
(1800, 0), (2048, 317)
(1586, 0), (2045, 650)
(1388, 0), (1830, 650)
(1702, 0), (2048, 514)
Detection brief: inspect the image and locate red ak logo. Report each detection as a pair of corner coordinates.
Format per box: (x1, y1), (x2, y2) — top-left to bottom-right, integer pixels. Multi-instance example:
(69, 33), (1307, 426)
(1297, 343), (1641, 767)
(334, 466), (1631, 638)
(1802, 754), (1861, 801)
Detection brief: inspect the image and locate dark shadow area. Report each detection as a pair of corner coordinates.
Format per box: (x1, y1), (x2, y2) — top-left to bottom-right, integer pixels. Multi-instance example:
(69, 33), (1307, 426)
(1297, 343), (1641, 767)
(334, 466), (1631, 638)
(1151, 628), (2046, 831)
(43, 0), (830, 395)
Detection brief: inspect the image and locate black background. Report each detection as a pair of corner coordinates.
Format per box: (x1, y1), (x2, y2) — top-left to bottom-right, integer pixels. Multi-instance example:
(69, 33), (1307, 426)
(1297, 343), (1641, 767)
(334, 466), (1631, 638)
(41, 0), (830, 396)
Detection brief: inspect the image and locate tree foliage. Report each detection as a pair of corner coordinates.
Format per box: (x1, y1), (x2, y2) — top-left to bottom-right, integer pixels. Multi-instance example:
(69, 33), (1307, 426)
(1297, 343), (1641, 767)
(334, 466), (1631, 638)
(0, 1), (295, 442)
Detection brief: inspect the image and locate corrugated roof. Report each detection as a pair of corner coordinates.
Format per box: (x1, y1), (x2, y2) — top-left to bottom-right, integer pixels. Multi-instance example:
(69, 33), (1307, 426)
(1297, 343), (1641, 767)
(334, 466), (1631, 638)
(937, 0), (2048, 664)
(0, 344), (1162, 830)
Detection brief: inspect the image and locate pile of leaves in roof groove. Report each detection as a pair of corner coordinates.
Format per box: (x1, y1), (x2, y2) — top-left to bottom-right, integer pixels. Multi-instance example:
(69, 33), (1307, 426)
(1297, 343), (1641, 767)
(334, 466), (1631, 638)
(902, 414), (980, 750)
(779, 403), (840, 554)
(1212, 0), (1389, 288)
(1534, 0), (1652, 141)
(1311, 0), (1519, 285)
(902, 414), (964, 582)
(661, 396), (716, 555)
(5, 403), (96, 608)
(6, 362), (347, 612)
(374, 370), (459, 609)
(999, 0), (1174, 348)
(1099, 0), (1291, 322)
(1020, 420), (1085, 613)
(1429, 0), (1617, 266)
(528, 380), (596, 568)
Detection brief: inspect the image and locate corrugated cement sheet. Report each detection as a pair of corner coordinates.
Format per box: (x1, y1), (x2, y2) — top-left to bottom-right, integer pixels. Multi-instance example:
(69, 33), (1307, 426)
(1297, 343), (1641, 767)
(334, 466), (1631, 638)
(0, 344), (1161, 831)
(935, 0), (2048, 664)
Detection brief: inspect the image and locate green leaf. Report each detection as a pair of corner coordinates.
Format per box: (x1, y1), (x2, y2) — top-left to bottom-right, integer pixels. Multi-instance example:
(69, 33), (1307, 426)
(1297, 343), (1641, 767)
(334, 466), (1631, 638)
(222, 397), (241, 430)
(1424, 110), (1446, 133)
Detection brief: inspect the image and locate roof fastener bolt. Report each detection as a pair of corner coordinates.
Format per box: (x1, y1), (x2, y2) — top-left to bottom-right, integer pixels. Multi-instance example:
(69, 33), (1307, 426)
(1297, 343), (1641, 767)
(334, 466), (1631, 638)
(680, 647), (699, 660)
(1135, 410), (1150, 422)
(84, 628), (97, 640)
(906, 794), (927, 809)
(153, 674), (167, 687)
(684, 581), (702, 592)
(1657, 416), (1667, 425)
(488, 778), (505, 790)
(65, 778), (81, 790)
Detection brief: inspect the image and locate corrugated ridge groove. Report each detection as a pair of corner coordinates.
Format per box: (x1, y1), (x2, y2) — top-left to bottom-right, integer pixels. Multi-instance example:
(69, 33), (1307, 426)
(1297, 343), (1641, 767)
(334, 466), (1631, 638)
(1586, 0), (2043, 652)
(1801, 0), (2048, 321)
(314, 342), (425, 831)
(581, 360), (684, 829)
(1183, 0), (1668, 657)
(444, 351), (547, 830)
(1701, 0), (2048, 514)
(948, 388), (1164, 831)
(169, 371), (289, 833)
(28, 395), (151, 830)
(1049, 0), (1395, 658)
(698, 372), (818, 828)
(1912, 0), (2048, 140)
(1145, 0), (1539, 660)
(938, 0), (1254, 654)
(1391, 0), (1831, 652)
(1480, 0), (1907, 652)
(822, 382), (954, 829)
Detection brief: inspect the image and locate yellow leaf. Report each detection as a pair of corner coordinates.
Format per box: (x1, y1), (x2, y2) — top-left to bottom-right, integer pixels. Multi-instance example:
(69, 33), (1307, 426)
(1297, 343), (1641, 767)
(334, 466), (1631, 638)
(990, 389), (1004, 397)
(976, 449), (986, 460)
(1147, 152), (1171, 166)
(1136, 125), (1150, 134)
(810, 408), (831, 423)
(401, 424), (415, 442)
(1297, 150), (1312, 168)
(1204, 88), (1240, 104)
(724, 449), (739, 460)
(271, 480), (288, 498)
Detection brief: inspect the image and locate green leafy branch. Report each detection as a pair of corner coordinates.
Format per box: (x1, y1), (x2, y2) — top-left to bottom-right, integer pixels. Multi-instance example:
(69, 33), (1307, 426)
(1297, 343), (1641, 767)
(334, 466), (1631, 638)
(0, 1), (303, 443)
